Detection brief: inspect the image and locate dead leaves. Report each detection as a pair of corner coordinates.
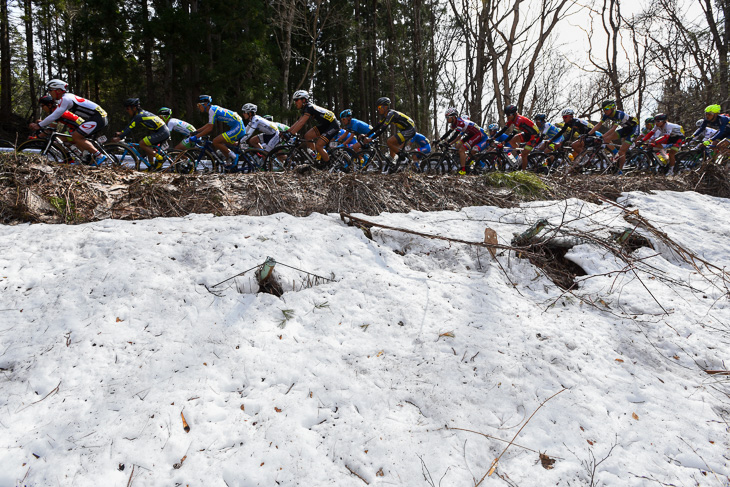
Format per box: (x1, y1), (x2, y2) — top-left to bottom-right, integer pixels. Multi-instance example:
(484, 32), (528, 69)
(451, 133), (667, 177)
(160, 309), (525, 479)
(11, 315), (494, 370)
(539, 453), (555, 470)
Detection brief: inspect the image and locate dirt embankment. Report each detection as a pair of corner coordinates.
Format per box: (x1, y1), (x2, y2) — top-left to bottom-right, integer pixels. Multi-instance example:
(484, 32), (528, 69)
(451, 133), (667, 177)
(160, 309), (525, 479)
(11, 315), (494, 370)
(1, 153), (728, 225)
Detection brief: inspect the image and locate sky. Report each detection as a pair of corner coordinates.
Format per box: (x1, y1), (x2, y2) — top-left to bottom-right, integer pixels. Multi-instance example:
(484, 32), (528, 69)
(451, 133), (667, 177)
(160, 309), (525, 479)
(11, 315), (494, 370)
(1, 189), (729, 485)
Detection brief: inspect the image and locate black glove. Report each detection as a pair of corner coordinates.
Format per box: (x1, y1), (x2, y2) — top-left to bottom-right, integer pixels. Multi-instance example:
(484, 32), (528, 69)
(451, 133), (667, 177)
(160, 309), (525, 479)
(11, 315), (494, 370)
(280, 131), (292, 142)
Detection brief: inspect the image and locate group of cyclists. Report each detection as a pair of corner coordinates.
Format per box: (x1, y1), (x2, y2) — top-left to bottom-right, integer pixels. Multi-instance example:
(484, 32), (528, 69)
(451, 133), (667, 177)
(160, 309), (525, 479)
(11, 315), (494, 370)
(27, 78), (730, 176)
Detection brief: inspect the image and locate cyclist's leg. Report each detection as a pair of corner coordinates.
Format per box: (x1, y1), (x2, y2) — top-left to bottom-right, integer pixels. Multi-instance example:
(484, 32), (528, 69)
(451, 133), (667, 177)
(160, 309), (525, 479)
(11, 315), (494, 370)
(248, 135), (263, 150)
(314, 123), (339, 162)
(522, 135), (539, 170)
(215, 124), (245, 162)
(304, 127), (324, 161)
(141, 129), (170, 167)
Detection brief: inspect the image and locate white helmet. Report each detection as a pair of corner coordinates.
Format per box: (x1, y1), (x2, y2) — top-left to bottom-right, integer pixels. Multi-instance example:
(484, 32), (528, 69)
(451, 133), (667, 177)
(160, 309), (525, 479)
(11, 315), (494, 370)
(292, 90), (310, 102)
(561, 108), (574, 117)
(46, 79), (68, 92)
(696, 119), (704, 127)
(241, 103), (257, 114)
(445, 107), (459, 118)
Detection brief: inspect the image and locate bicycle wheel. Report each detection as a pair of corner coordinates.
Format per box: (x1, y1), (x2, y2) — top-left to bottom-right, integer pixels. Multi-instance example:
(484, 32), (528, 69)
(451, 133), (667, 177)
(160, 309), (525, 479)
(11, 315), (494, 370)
(470, 153), (497, 174)
(266, 145), (300, 172)
(358, 149), (384, 173)
(17, 139), (69, 163)
(329, 147), (356, 173)
(675, 149), (704, 172)
(104, 142), (141, 169)
(526, 153), (550, 174)
(237, 148), (268, 173)
(0, 139), (15, 154)
(167, 149), (197, 174)
(405, 151), (428, 173)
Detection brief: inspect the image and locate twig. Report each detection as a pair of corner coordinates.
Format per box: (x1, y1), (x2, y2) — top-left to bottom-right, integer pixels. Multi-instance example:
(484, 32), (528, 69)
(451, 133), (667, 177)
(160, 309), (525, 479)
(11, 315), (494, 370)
(476, 388), (566, 485)
(16, 381), (61, 413)
(345, 464), (369, 484)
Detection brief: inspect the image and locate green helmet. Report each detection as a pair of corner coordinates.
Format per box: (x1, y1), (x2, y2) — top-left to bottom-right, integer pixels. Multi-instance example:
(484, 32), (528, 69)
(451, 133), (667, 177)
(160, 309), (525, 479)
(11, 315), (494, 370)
(705, 104), (721, 114)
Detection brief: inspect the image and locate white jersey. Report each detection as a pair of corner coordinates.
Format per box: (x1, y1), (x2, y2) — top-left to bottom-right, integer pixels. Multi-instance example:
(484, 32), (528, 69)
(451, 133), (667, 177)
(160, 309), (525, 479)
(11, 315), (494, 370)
(167, 118), (195, 136)
(39, 93), (107, 128)
(645, 122), (684, 141)
(697, 127), (718, 141)
(244, 115), (278, 137)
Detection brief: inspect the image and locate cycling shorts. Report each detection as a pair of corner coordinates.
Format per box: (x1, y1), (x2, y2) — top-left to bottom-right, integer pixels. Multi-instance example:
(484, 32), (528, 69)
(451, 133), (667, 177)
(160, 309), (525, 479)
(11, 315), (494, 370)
(665, 135), (684, 150)
(77, 114), (108, 137)
(223, 124), (246, 144)
(181, 136), (197, 149)
(515, 133), (540, 150)
(414, 143), (431, 154)
(463, 132), (486, 151)
(617, 125), (639, 144)
(142, 126), (170, 146)
(316, 121), (340, 142)
(261, 131), (281, 152)
(395, 127), (416, 144)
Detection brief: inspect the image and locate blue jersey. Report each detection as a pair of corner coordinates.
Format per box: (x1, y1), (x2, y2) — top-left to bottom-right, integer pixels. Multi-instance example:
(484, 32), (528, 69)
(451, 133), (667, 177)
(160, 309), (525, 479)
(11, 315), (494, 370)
(343, 117), (372, 135)
(207, 105), (243, 128)
(601, 109), (638, 128)
(694, 114), (730, 141)
(410, 133), (431, 153)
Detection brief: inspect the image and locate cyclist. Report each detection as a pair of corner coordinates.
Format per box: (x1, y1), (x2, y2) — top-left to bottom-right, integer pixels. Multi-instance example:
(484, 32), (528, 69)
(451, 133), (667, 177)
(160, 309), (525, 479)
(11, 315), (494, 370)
(589, 100), (640, 173)
(439, 107), (489, 174)
(111, 98), (170, 170)
(408, 132), (431, 154)
(339, 109), (372, 152)
(240, 103), (280, 153)
(363, 97), (417, 169)
(264, 115), (290, 133)
(693, 105), (730, 150)
(641, 117), (655, 138)
(190, 95), (245, 170)
(550, 108), (596, 160)
(490, 105), (540, 170)
(29, 79), (109, 165)
(534, 113), (563, 153)
(640, 113), (684, 176)
(694, 119), (718, 142)
(37, 95), (83, 135)
(157, 107), (197, 150)
(284, 90), (339, 164)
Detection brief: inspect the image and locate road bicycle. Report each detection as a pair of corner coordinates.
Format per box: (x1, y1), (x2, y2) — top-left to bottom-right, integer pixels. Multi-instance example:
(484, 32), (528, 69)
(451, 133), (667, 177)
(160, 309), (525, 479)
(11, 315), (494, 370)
(17, 128), (116, 166)
(265, 136), (353, 173)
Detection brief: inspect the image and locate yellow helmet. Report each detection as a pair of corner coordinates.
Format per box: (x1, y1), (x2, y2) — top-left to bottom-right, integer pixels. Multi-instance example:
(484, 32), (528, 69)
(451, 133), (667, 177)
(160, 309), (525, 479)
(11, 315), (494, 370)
(705, 104), (721, 114)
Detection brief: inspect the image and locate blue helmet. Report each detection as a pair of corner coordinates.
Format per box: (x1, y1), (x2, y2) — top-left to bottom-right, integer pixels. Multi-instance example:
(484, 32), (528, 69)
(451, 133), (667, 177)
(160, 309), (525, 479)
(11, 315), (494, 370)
(340, 109), (352, 118)
(488, 123), (499, 131)
(198, 95), (212, 104)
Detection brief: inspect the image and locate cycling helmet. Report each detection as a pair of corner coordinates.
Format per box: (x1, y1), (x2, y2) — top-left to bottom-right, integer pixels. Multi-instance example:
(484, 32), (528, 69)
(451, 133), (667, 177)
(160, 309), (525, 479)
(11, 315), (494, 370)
(263, 115), (274, 121)
(38, 95), (55, 106)
(561, 108), (574, 117)
(504, 104), (518, 115)
(445, 107), (459, 118)
(241, 103), (257, 114)
(488, 123), (499, 131)
(705, 104), (721, 114)
(123, 97), (141, 108)
(534, 113), (547, 122)
(339, 109), (352, 118)
(198, 95), (213, 104)
(46, 79), (68, 92)
(601, 100), (616, 110)
(696, 119), (704, 127)
(158, 107), (172, 117)
(644, 117), (654, 124)
(376, 96), (391, 107)
(653, 113), (668, 122)
(292, 90), (309, 101)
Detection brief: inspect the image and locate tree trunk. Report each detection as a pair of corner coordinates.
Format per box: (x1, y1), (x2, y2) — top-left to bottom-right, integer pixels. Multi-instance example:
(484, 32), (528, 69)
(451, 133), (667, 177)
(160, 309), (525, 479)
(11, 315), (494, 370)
(0, 0), (12, 117)
(23, 0), (36, 116)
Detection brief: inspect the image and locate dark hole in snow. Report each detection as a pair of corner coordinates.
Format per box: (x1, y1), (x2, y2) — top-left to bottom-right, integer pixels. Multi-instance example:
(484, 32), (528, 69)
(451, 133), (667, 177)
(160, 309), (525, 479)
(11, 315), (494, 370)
(522, 244), (587, 290)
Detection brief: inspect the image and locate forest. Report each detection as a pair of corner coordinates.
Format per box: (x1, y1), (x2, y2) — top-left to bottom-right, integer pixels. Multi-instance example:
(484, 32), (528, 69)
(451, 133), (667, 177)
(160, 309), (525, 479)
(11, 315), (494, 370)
(0, 0), (728, 139)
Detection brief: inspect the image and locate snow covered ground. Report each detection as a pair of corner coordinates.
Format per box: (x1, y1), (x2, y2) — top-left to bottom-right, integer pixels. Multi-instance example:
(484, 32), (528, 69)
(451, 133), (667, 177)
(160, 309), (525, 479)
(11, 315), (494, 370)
(0, 190), (729, 486)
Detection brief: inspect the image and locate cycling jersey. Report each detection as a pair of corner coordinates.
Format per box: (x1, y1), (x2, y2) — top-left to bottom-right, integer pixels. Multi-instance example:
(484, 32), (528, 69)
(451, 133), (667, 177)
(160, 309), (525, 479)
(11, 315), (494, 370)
(602, 109), (639, 128)
(244, 115), (278, 137)
(410, 133), (431, 153)
(539, 122), (561, 140)
(166, 118), (196, 136)
(275, 122), (290, 132)
(551, 118), (593, 142)
(342, 117), (373, 136)
(696, 127), (718, 141)
(205, 105), (245, 143)
(367, 110), (416, 139)
(642, 122), (684, 142)
(694, 115), (730, 141)
(44, 110), (85, 133)
(39, 93), (107, 128)
(301, 103), (337, 125)
(494, 115), (539, 141)
(119, 110), (167, 138)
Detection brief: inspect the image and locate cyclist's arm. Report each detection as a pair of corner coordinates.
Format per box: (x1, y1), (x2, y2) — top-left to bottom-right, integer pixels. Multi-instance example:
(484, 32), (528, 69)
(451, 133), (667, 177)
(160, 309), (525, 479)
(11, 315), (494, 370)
(193, 123), (214, 138)
(288, 113), (311, 135)
(37, 102), (71, 129)
(588, 120), (602, 135)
